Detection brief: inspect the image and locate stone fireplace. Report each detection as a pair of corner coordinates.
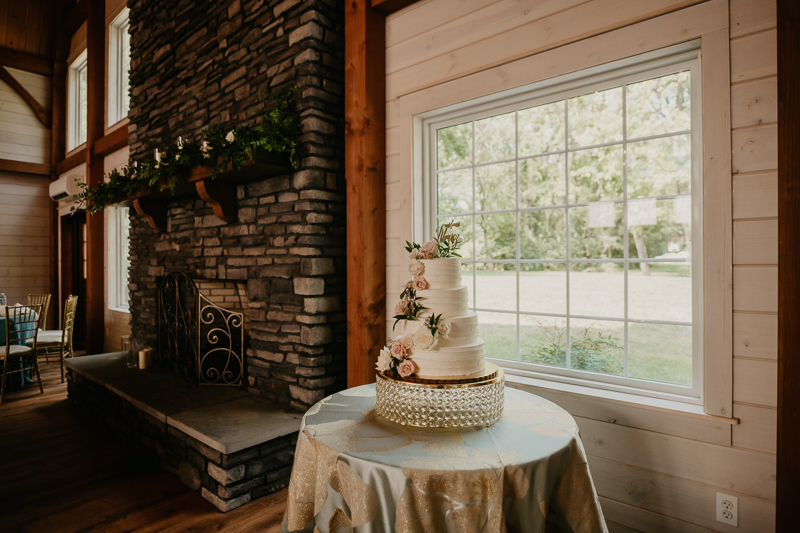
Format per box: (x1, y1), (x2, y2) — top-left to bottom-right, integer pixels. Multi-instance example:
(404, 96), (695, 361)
(126, 0), (346, 411)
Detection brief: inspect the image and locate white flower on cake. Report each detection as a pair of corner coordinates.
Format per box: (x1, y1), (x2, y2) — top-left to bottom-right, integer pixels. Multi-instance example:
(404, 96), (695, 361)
(376, 349), (392, 372)
(408, 249), (421, 260)
(412, 327), (437, 350)
(438, 320), (452, 339)
(402, 278), (413, 290)
(412, 277), (429, 291)
(408, 260), (425, 276)
(420, 239), (438, 259)
(397, 359), (417, 378)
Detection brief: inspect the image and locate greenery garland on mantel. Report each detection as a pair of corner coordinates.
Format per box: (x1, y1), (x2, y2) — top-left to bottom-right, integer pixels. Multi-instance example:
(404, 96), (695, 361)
(78, 88), (302, 214)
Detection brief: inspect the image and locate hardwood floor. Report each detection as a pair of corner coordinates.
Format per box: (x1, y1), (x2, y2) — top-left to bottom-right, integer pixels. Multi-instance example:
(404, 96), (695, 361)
(0, 358), (288, 532)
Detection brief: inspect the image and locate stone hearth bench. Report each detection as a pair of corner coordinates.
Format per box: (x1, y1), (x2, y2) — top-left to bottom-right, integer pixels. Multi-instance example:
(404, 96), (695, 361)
(65, 352), (303, 512)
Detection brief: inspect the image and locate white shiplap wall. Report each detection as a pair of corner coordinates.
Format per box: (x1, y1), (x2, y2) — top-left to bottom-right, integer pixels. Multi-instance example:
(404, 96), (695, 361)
(0, 68), (50, 165)
(384, 0), (777, 531)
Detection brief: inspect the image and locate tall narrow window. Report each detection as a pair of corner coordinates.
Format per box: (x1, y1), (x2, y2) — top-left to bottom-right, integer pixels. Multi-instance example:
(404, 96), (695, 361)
(423, 47), (702, 400)
(68, 51), (88, 150)
(109, 8), (131, 125)
(108, 205), (131, 310)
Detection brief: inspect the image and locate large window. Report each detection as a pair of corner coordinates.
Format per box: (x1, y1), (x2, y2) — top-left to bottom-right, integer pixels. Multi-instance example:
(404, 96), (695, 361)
(68, 51), (88, 150)
(108, 8), (131, 125)
(424, 49), (701, 400)
(107, 206), (131, 311)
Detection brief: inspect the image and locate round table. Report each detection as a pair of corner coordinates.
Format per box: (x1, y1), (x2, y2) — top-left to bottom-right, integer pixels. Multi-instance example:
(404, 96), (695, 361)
(280, 384), (607, 533)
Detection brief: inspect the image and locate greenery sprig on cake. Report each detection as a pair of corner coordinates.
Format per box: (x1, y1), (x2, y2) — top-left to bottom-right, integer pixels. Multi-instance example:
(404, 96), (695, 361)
(77, 89), (301, 214)
(405, 220), (464, 259)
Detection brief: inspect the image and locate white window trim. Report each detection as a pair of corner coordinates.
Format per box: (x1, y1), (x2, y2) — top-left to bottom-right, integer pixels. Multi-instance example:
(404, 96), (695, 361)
(108, 8), (131, 126)
(417, 42), (704, 404)
(107, 205), (130, 313)
(67, 50), (88, 152)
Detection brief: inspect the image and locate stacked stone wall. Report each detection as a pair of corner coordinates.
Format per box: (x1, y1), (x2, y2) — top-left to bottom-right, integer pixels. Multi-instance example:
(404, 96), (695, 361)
(126, 0), (345, 409)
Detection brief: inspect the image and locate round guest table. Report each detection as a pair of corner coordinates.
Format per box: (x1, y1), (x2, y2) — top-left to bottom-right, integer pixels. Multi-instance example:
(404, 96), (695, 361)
(280, 384), (607, 533)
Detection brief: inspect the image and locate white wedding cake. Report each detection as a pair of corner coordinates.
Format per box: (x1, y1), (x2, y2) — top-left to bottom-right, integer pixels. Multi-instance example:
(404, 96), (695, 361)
(376, 222), (487, 382)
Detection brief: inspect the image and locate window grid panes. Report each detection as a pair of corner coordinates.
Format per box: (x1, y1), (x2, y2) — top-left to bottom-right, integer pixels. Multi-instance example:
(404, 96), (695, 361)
(117, 207), (131, 308)
(433, 68), (695, 394)
(76, 59), (88, 147)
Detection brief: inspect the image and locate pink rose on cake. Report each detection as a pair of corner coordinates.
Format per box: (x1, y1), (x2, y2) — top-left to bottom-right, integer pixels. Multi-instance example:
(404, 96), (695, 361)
(393, 299), (408, 316)
(390, 335), (413, 357)
(420, 239), (438, 259)
(438, 320), (451, 339)
(412, 277), (429, 291)
(397, 359), (417, 378)
(408, 260), (425, 276)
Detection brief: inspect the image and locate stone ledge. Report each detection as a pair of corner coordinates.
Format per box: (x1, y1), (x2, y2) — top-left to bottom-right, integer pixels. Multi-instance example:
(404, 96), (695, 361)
(66, 352), (303, 512)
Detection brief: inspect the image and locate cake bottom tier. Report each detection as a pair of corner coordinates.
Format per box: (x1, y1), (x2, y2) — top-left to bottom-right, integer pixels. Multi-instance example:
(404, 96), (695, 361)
(375, 363), (505, 428)
(411, 338), (486, 379)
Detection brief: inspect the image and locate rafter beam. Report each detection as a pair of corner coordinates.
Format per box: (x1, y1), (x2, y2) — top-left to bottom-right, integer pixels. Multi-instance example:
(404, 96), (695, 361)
(0, 47), (52, 76)
(0, 66), (50, 128)
(0, 158), (50, 175)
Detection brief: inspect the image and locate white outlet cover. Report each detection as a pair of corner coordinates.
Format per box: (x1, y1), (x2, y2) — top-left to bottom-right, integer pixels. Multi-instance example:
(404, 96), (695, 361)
(716, 492), (739, 527)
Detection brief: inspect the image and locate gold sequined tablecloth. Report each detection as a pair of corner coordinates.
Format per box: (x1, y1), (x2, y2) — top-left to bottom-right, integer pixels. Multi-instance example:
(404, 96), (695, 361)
(279, 384), (607, 533)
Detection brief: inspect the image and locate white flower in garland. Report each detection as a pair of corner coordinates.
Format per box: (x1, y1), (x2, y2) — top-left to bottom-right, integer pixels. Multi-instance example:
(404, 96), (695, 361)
(412, 327), (436, 349)
(226, 130), (236, 143)
(408, 260), (425, 276)
(376, 349), (393, 372)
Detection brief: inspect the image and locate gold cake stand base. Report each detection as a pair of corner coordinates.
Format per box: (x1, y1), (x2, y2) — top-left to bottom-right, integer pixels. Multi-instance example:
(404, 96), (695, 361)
(375, 362), (505, 428)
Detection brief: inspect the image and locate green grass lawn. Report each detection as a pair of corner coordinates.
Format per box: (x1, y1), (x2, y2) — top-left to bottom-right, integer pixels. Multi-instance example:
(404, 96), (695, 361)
(469, 269), (693, 386)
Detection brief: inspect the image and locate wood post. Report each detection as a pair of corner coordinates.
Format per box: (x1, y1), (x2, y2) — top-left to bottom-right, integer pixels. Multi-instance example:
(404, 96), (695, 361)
(776, 0), (800, 527)
(84, 0), (106, 354)
(345, 0), (387, 387)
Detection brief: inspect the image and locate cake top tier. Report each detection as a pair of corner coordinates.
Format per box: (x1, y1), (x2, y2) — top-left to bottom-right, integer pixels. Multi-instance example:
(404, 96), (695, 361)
(416, 257), (461, 290)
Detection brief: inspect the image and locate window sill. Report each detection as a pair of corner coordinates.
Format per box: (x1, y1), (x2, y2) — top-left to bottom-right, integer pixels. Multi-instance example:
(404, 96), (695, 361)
(503, 371), (738, 427)
(108, 306), (130, 314)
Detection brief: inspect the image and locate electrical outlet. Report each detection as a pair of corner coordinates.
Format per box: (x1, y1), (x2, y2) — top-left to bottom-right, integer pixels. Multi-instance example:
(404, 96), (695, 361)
(716, 492), (738, 527)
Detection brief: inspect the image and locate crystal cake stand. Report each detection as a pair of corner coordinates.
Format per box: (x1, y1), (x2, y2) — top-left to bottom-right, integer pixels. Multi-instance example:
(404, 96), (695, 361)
(375, 362), (505, 428)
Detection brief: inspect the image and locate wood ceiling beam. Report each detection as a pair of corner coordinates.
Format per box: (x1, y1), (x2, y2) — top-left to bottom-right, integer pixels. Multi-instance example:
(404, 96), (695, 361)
(63, 0), (87, 41)
(54, 147), (87, 176)
(92, 124), (129, 158)
(0, 158), (50, 176)
(0, 65), (50, 128)
(0, 46), (52, 76)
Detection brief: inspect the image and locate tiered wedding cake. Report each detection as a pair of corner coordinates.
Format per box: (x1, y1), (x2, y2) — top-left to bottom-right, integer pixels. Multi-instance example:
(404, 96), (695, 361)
(374, 223), (504, 428)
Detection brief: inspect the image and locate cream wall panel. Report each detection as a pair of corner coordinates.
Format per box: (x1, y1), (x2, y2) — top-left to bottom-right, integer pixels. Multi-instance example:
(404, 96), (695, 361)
(730, 0), (776, 38)
(733, 266), (777, 312)
(733, 312), (777, 359)
(0, 173), (51, 307)
(386, 0), (585, 74)
(733, 403), (776, 453)
(509, 381), (731, 446)
(730, 77), (777, 129)
(733, 358), (777, 407)
(387, 0), (709, 98)
(0, 69), (50, 166)
(386, 0), (499, 47)
(731, 124), (778, 174)
(600, 497), (715, 533)
(606, 520), (644, 533)
(732, 172), (777, 219)
(733, 219), (777, 264)
(588, 456), (775, 532)
(730, 29), (777, 83)
(386, 126), (401, 156)
(576, 417), (776, 500)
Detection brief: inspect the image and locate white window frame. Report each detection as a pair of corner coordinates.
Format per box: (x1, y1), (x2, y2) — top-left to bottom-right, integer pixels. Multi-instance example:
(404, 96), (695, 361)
(108, 8), (131, 126)
(67, 50), (88, 151)
(419, 42), (703, 403)
(107, 205), (131, 312)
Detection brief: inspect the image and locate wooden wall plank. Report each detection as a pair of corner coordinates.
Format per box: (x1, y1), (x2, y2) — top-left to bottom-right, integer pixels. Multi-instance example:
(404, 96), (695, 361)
(576, 417), (777, 500)
(733, 403), (777, 453)
(387, 0), (709, 98)
(730, 29), (777, 83)
(385, 0), (497, 47)
(385, 0), (585, 74)
(733, 219), (778, 264)
(733, 312), (778, 359)
(729, 0), (776, 39)
(600, 497), (715, 533)
(588, 455), (775, 532)
(733, 172), (778, 219)
(732, 124), (778, 174)
(734, 358), (778, 407)
(733, 266), (778, 312)
(701, 28), (733, 419)
(730, 77), (777, 129)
